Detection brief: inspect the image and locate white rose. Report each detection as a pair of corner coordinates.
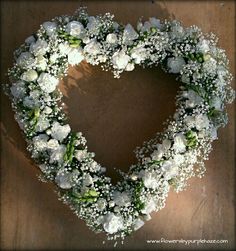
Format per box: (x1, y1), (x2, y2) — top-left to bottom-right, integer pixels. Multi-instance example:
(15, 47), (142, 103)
(68, 48), (84, 65)
(184, 115), (196, 128)
(37, 73), (58, 93)
(103, 213), (123, 234)
(35, 115), (50, 132)
(21, 69), (38, 82)
(74, 150), (87, 161)
(141, 199), (156, 215)
(36, 55), (47, 71)
(51, 122), (71, 142)
(123, 23), (138, 44)
(151, 139), (171, 161)
(42, 21), (57, 36)
(106, 33), (118, 44)
(195, 114), (210, 131)
(83, 173), (93, 186)
(87, 16), (98, 33)
(84, 40), (101, 55)
(32, 134), (49, 151)
(25, 35), (35, 45)
(47, 139), (59, 150)
(10, 81), (26, 99)
(183, 90), (203, 108)
(197, 39), (210, 53)
(170, 22), (184, 39)
(149, 17), (162, 29)
(50, 145), (66, 164)
(210, 96), (223, 111)
(55, 169), (79, 189)
(161, 159), (178, 180)
(125, 63), (135, 71)
(112, 50), (130, 70)
(133, 218), (145, 231)
(139, 170), (159, 189)
(130, 46), (147, 64)
(172, 133), (187, 153)
(30, 39), (48, 56)
(16, 52), (35, 68)
(97, 198), (107, 211)
(113, 191), (131, 207)
(66, 21), (84, 38)
(167, 57), (186, 73)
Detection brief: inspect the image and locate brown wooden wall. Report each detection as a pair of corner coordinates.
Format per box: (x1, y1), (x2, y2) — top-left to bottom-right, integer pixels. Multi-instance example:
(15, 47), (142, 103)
(1, 1), (235, 250)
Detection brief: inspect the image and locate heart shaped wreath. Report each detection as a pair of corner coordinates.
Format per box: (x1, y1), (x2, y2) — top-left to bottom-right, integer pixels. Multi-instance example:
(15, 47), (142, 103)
(5, 7), (235, 242)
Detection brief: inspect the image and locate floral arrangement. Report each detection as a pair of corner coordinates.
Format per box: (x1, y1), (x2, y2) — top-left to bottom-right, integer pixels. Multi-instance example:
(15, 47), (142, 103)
(5, 8), (235, 244)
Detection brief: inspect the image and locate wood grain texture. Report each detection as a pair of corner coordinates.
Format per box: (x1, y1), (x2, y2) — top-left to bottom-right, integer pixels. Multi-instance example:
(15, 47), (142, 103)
(0, 0), (235, 250)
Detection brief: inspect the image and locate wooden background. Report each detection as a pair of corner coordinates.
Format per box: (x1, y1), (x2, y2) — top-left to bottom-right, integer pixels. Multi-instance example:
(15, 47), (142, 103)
(1, 0), (235, 250)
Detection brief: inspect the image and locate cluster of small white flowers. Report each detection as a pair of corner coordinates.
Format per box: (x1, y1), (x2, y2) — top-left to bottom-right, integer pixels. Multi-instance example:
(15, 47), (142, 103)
(6, 7), (234, 243)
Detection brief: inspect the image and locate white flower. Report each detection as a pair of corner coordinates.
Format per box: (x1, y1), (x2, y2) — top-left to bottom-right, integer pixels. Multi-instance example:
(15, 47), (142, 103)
(133, 218), (145, 231)
(33, 134), (49, 151)
(161, 159), (178, 180)
(210, 96), (223, 111)
(139, 170), (159, 189)
(151, 139), (171, 161)
(149, 17), (162, 29)
(183, 90), (203, 108)
(84, 40), (101, 55)
(66, 21), (84, 38)
(141, 199), (156, 215)
(172, 133), (186, 153)
(170, 24), (184, 39)
(123, 24), (138, 44)
(68, 48), (84, 65)
(97, 198), (107, 211)
(42, 21), (57, 36)
(35, 115), (50, 132)
(16, 52), (35, 68)
(30, 39), (48, 56)
(87, 16), (99, 33)
(10, 81), (26, 99)
(167, 57), (185, 73)
(36, 55), (47, 71)
(103, 213), (123, 234)
(195, 114), (210, 131)
(74, 149), (87, 161)
(112, 50), (130, 70)
(21, 69), (38, 82)
(106, 33), (118, 44)
(184, 115), (196, 128)
(50, 145), (66, 164)
(55, 169), (79, 189)
(47, 139), (59, 150)
(83, 173), (93, 186)
(49, 53), (59, 64)
(113, 191), (131, 207)
(125, 63), (135, 71)
(130, 46), (147, 64)
(197, 39), (210, 53)
(37, 73), (58, 93)
(51, 122), (71, 142)
(173, 154), (185, 165)
(202, 57), (217, 74)
(25, 35), (35, 45)
(59, 43), (72, 55)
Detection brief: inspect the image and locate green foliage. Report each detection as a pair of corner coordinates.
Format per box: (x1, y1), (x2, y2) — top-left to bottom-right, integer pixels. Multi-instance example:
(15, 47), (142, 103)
(63, 132), (77, 164)
(133, 181), (145, 212)
(185, 130), (197, 148)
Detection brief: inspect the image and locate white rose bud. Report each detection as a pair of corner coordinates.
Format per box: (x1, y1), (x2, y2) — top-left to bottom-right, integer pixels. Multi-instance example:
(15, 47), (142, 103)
(106, 33), (118, 44)
(21, 69), (38, 82)
(66, 21), (84, 38)
(42, 21), (57, 36)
